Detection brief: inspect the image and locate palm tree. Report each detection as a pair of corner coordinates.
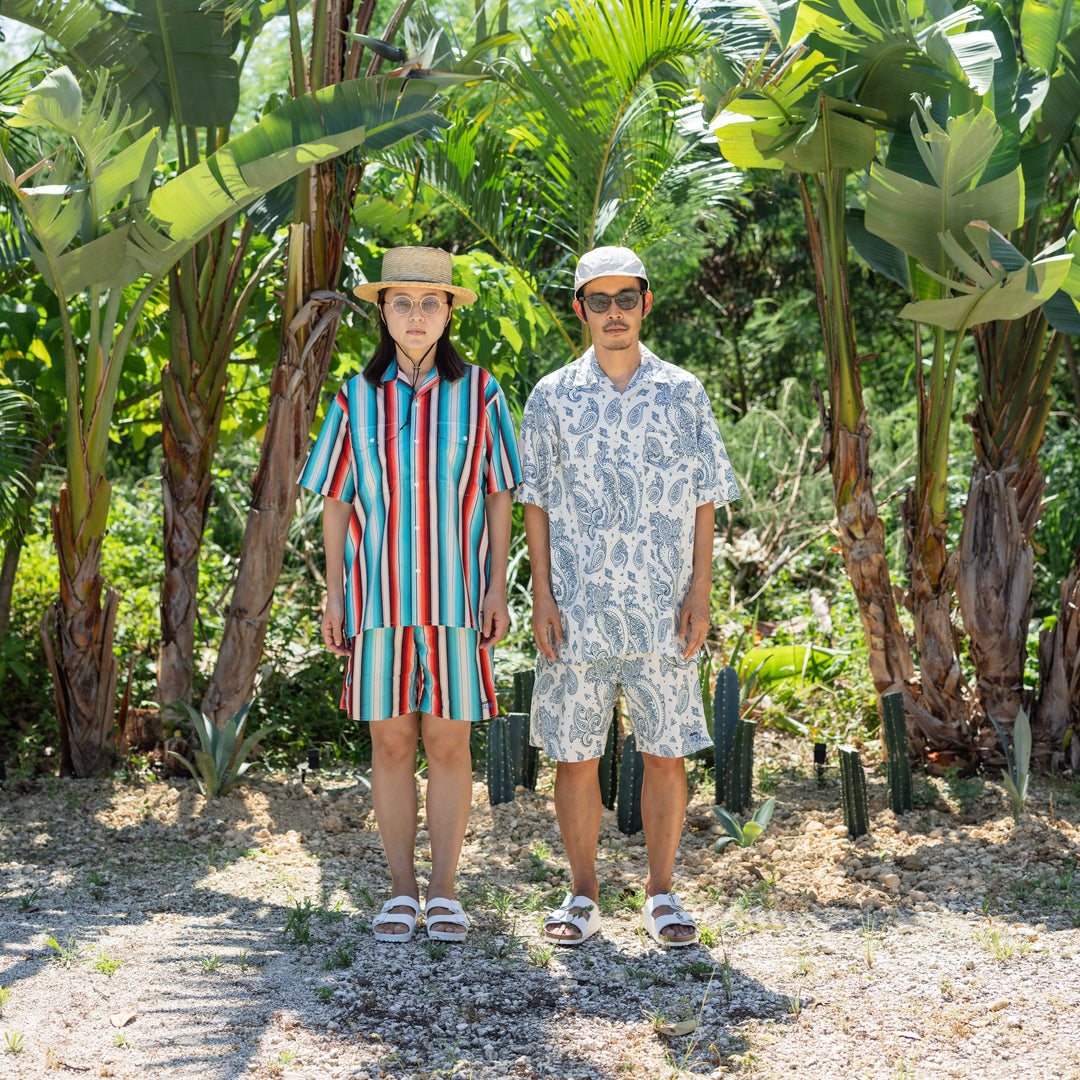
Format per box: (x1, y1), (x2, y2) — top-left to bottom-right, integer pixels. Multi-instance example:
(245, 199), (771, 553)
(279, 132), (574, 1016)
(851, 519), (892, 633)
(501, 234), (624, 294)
(0, 64), (444, 774)
(418, 0), (738, 345)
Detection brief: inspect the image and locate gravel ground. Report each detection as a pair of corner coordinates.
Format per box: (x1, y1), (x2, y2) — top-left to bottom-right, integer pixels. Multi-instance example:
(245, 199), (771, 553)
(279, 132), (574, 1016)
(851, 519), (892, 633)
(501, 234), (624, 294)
(2, 741), (1080, 1080)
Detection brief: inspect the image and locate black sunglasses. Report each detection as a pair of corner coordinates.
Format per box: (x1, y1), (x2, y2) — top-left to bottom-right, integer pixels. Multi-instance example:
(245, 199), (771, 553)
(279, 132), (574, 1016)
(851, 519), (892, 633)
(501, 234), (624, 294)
(580, 289), (644, 314)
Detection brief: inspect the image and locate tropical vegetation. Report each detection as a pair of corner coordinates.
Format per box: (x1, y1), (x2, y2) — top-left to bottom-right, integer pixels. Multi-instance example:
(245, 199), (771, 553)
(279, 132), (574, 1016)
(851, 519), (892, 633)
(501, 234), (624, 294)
(0, 0), (1077, 780)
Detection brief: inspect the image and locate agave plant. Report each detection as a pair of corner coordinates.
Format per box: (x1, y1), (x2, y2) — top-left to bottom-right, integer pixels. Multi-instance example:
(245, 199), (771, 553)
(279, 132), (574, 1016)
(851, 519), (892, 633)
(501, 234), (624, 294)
(712, 796), (776, 852)
(167, 701), (281, 797)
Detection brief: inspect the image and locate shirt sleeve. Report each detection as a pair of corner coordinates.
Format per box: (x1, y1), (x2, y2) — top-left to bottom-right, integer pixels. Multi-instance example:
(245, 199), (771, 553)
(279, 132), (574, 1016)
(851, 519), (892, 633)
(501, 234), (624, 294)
(482, 374), (523, 494)
(514, 381), (555, 510)
(693, 381), (740, 508)
(298, 387), (356, 503)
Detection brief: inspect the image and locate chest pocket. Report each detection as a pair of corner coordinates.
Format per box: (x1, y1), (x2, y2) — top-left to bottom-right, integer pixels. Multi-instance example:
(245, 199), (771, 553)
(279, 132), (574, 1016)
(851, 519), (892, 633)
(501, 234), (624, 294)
(436, 419), (481, 488)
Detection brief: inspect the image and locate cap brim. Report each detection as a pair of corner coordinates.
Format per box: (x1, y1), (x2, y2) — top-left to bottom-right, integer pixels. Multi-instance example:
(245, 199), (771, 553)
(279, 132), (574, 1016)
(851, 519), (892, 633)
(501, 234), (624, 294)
(352, 279), (478, 305)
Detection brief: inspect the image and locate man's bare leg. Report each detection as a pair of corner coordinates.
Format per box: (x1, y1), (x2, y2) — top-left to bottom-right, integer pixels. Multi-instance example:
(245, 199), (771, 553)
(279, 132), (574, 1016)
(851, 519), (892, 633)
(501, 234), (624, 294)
(547, 759), (603, 939)
(641, 753), (695, 942)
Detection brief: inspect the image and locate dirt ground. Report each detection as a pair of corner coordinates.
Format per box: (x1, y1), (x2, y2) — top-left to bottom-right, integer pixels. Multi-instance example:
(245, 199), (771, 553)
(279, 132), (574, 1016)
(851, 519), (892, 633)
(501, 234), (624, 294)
(2, 739), (1079, 1080)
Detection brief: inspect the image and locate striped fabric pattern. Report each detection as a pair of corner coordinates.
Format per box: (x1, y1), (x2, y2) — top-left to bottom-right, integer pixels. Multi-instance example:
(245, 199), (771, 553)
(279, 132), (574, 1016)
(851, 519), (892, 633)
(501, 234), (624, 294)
(342, 626), (497, 722)
(300, 362), (522, 637)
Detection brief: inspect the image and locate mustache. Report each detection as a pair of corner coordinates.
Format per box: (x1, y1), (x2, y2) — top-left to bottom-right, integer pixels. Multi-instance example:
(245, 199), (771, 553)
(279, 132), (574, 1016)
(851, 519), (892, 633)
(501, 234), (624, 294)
(604, 323), (629, 331)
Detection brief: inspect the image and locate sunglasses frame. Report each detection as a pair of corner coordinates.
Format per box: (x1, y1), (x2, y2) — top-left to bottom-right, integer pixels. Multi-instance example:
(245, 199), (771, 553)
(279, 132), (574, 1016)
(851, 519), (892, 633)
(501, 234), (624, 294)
(385, 294), (448, 316)
(580, 288), (645, 314)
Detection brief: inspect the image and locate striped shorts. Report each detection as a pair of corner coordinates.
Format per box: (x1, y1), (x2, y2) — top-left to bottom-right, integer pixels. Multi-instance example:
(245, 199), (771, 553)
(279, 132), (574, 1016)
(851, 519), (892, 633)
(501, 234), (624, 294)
(342, 626), (497, 723)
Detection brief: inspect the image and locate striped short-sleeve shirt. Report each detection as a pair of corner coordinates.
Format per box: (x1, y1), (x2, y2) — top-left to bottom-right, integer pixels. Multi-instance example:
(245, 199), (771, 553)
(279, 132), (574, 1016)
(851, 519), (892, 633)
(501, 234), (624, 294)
(300, 362), (522, 638)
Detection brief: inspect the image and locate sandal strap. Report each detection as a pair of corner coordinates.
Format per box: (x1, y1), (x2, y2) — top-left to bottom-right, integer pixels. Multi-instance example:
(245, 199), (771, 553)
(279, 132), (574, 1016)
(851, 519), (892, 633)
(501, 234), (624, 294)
(372, 894), (420, 929)
(424, 897), (469, 929)
(544, 893), (597, 933)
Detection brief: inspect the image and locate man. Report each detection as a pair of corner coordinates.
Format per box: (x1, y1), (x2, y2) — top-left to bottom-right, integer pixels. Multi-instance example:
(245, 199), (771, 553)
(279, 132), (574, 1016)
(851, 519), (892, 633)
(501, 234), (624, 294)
(516, 246), (739, 946)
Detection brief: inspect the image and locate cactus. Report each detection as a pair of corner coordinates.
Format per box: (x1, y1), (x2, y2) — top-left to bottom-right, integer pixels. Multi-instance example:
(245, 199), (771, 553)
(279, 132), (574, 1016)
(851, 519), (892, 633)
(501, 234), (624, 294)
(512, 669), (536, 713)
(723, 717), (756, 815)
(598, 715), (618, 810)
(713, 666), (740, 805)
(485, 716), (515, 805)
(880, 691), (912, 814)
(839, 747), (870, 838)
(617, 732), (644, 835)
(510, 669), (540, 790)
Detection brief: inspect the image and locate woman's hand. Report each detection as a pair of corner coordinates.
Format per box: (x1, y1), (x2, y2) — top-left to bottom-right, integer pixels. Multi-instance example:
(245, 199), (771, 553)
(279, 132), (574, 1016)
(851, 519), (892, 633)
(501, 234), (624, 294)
(321, 595), (351, 656)
(480, 586), (510, 649)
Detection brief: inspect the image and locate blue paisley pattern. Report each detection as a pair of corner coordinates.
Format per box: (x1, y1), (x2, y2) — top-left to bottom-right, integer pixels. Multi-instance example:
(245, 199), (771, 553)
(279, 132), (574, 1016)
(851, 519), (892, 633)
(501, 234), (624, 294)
(516, 345), (739, 663)
(531, 652), (713, 760)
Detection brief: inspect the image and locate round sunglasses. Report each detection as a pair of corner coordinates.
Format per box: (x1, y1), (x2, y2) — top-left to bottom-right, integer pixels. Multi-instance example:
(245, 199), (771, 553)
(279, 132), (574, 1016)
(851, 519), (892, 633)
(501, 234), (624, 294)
(385, 295), (448, 316)
(580, 289), (644, 313)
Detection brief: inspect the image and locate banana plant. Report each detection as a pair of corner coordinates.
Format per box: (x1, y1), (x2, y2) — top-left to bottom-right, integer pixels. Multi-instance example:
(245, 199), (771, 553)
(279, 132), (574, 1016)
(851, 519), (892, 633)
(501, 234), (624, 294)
(701, 0), (999, 748)
(0, 64), (444, 774)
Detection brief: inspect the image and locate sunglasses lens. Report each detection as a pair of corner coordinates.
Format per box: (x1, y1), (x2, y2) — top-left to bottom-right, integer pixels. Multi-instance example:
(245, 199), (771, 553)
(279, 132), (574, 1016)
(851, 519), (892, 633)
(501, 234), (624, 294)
(420, 296), (444, 315)
(390, 297), (413, 315)
(583, 291), (641, 313)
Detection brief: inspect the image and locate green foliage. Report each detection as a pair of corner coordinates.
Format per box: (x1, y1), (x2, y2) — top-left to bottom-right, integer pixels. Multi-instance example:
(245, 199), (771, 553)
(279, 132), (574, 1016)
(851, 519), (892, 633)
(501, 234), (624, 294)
(1034, 424), (1080, 616)
(167, 700), (281, 797)
(712, 796), (775, 852)
(990, 709), (1032, 822)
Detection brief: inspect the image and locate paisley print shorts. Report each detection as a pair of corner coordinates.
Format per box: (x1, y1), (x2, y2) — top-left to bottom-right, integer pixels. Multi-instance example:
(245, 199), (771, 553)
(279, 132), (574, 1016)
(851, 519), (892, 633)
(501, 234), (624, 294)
(530, 653), (712, 761)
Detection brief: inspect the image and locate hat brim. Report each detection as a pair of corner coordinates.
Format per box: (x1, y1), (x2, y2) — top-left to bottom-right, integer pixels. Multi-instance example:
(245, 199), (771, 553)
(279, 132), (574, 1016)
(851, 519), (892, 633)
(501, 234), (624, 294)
(352, 279), (478, 305)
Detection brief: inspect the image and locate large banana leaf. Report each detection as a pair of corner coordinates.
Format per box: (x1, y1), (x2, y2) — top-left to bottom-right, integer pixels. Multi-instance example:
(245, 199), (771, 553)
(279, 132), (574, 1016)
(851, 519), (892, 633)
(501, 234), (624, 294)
(1021, 0), (1077, 74)
(1, 69), (446, 297)
(2, 0), (166, 124)
(898, 223), (1073, 331)
(864, 104), (1024, 277)
(123, 0), (242, 130)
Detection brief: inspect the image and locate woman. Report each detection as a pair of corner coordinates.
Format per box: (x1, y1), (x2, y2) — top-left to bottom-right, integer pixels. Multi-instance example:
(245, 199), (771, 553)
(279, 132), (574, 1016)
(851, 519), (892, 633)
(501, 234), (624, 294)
(300, 247), (521, 942)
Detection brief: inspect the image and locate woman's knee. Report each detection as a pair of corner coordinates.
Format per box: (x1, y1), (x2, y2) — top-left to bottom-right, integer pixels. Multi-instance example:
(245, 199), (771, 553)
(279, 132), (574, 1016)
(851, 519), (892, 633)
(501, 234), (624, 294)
(370, 715), (421, 767)
(420, 717), (472, 768)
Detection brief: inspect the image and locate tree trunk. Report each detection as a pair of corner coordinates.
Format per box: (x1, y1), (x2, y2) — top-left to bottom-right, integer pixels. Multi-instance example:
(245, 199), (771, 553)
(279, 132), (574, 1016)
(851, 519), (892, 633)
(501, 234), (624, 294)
(900, 489), (971, 755)
(1035, 551), (1080, 769)
(156, 227), (254, 716)
(201, 272), (346, 724)
(200, 0), (383, 725)
(41, 484), (120, 776)
(956, 460), (1041, 758)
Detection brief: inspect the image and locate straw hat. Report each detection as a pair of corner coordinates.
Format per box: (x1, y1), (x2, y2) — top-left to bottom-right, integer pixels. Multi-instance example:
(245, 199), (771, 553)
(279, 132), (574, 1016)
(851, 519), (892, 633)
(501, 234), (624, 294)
(352, 246), (477, 305)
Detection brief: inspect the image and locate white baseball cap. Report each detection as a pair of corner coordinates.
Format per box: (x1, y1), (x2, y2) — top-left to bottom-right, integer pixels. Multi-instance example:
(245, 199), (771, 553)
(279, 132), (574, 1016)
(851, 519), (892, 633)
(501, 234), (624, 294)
(574, 246), (649, 295)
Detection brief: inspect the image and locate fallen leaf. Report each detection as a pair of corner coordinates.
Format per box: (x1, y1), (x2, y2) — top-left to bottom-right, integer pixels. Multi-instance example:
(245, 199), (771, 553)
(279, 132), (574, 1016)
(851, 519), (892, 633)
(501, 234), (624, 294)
(110, 1011), (137, 1028)
(988, 999), (1010, 1012)
(656, 1019), (698, 1037)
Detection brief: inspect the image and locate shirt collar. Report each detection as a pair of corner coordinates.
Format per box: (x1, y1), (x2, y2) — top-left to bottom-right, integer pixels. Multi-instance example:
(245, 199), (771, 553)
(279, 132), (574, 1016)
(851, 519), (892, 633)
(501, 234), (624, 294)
(383, 360), (439, 393)
(570, 344), (670, 389)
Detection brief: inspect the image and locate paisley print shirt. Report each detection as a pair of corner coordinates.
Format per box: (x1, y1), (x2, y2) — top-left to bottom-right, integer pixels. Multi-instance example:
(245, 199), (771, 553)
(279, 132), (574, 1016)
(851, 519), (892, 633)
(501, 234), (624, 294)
(516, 346), (739, 663)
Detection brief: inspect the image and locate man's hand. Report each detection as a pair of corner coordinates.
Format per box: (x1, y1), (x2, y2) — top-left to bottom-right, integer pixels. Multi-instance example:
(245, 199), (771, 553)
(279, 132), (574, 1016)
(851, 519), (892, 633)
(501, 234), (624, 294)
(480, 586), (510, 649)
(321, 595), (351, 657)
(531, 590), (565, 662)
(677, 580), (710, 659)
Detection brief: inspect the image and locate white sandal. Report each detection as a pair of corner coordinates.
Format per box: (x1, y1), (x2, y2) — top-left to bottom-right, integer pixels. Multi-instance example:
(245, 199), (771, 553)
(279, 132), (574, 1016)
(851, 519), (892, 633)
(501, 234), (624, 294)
(543, 893), (600, 945)
(642, 892), (699, 947)
(425, 897), (469, 941)
(372, 895), (420, 942)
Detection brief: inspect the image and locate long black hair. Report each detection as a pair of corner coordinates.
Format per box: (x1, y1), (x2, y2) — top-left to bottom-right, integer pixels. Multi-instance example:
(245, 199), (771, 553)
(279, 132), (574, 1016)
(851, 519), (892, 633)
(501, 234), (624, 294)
(362, 291), (467, 385)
